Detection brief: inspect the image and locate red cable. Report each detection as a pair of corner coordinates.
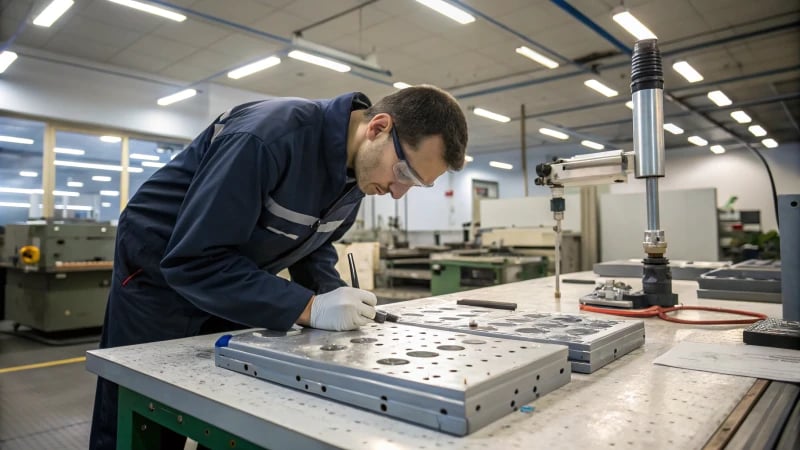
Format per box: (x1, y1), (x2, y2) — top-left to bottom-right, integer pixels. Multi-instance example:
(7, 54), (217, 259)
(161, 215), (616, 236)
(579, 303), (767, 325)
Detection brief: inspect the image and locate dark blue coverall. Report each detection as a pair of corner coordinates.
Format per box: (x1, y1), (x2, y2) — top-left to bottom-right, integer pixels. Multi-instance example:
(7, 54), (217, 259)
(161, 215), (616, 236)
(89, 92), (370, 449)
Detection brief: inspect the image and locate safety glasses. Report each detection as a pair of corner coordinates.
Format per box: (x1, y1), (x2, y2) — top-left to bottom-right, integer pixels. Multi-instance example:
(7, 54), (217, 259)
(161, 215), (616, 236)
(390, 126), (434, 188)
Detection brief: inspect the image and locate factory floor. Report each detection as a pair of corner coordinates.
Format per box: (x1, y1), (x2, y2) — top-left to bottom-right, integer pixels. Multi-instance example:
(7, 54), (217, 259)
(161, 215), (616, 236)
(0, 320), (97, 449)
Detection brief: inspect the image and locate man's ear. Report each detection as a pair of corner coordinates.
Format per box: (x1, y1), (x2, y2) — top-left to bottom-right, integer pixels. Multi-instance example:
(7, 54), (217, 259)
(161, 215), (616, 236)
(366, 113), (392, 141)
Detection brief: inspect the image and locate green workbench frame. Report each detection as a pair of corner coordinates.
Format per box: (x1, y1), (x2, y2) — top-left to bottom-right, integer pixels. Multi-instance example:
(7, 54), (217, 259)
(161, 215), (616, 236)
(117, 386), (266, 450)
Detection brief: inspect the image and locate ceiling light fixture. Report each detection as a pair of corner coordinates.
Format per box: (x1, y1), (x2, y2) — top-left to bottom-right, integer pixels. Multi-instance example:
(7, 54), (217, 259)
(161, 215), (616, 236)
(19, 171), (38, 177)
(100, 135), (121, 143)
(0, 202), (30, 208)
(584, 79), (619, 97)
(748, 125), (767, 137)
(393, 82), (412, 89)
(67, 181), (83, 188)
(489, 161), (513, 170)
(539, 128), (569, 140)
(0, 51), (18, 74)
(761, 138), (778, 148)
(465, 155), (474, 162)
(101, 202), (112, 207)
(709, 145), (725, 154)
(106, 0), (186, 22)
(625, 101), (633, 110)
(663, 123), (684, 135)
(92, 176), (112, 182)
(56, 160), (143, 173)
(142, 161), (166, 168)
(515, 46), (559, 69)
(55, 147), (85, 155)
(33, 0), (74, 27)
(100, 190), (120, 197)
(472, 107), (511, 123)
(415, 0), (475, 24)
(0, 134), (33, 144)
(730, 110), (752, 124)
(288, 50), (350, 73)
(707, 90), (732, 107)
(0, 187), (78, 197)
(55, 204), (93, 211)
(581, 140), (605, 150)
(687, 136), (708, 146)
(611, 10), (657, 40)
(672, 61), (704, 83)
(129, 153), (160, 161)
(227, 56), (281, 80)
(157, 88), (197, 106)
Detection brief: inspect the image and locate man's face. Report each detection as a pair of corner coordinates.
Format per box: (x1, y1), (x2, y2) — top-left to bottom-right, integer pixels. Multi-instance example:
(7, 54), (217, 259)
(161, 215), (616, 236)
(355, 118), (448, 199)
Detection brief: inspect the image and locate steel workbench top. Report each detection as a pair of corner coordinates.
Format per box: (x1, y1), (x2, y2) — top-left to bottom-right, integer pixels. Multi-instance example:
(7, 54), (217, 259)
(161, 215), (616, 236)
(86, 272), (782, 449)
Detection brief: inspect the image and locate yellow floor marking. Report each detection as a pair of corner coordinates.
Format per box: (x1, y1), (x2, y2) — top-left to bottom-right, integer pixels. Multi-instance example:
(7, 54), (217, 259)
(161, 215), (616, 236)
(0, 356), (86, 374)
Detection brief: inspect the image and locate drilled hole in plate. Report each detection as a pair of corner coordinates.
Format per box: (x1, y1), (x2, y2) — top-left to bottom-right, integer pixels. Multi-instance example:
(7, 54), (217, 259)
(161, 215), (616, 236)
(514, 389), (519, 395)
(244, 364), (249, 371)
(475, 405), (481, 411)
(488, 322), (515, 327)
(440, 408), (448, 415)
(350, 337), (378, 344)
(407, 351), (439, 358)
(450, 369), (458, 372)
(536, 374), (540, 380)
(560, 368), (565, 374)
(552, 316), (582, 323)
(533, 386), (538, 393)
(254, 371), (257, 376)
(439, 307), (456, 310)
(305, 384), (309, 390)
(457, 313), (478, 317)
(381, 395), (388, 401)
(566, 328), (596, 336)
(377, 358), (410, 366)
(437, 345), (465, 351)
(516, 328), (548, 334)
(510, 400), (516, 408)
(538, 322), (567, 329)
(380, 404), (387, 412)
(402, 313), (423, 317)
(524, 313), (549, 319)
(440, 317), (461, 320)
(463, 339), (487, 344)
(322, 386), (327, 393)
(296, 375), (301, 382)
(505, 317), (532, 323)
(320, 344), (347, 351)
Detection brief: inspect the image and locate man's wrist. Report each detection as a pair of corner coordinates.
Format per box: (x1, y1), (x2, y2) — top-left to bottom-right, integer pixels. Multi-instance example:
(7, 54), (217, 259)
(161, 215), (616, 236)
(296, 295), (315, 326)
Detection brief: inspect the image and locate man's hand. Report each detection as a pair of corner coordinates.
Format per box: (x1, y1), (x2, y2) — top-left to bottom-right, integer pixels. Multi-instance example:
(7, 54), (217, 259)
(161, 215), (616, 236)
(303, 287), (377, 331)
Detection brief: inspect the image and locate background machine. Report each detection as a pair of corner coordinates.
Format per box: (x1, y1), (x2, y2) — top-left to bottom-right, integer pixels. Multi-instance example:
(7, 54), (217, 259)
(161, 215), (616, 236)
(1, 221), (115, 333)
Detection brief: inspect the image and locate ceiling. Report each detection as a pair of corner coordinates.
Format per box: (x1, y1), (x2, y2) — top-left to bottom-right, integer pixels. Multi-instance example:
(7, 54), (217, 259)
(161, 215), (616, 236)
(1, 0), (799, 157)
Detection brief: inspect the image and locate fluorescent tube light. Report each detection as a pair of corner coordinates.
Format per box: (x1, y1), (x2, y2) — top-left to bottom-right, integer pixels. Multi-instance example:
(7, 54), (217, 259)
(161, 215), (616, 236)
(227, 56), (281, 80)
(687, 136), (707, 146)
(0, 134), (33, 144)
(581, 140), (605, 150)
(0, 202), (30, 208)
(415, 0), (475, 24)
(473, 107), (511, 123)
(100, 135), (121, 143)
(56, 160), (143, 173)
(55, 204), (92, 211)
(142, 161), (166, 168)
(0, 187), (77, 196)
(129, 153), (160, 161)
(612, 11), (657, 40)
(20, 171), (38, 177)
(584, 79), (619, 97)
(106, 0), (186, 22)
(33, 0), (74, 27)
(663, 123), (684, 135)
(515, 46), (559, 69)
(464, 155), (474, 162)
(55, 147), (85, 155)
(625, 101), (633, 110)
(761, 138), (778, 148)
(92, 176), (112, 182)
(67, 181), (84, 188)
(393, 82), (412, 89)
(489, 161), (513, 170)
(709, 145), (725, 154)
(539, 128), (569, 140)
(100, 190), (120, 196)
(0, 51), (18, 74)
(730, 110), (752, 124)
(748, 125), (767, 137)
(672, 61), (703, 83)
(101, 202), (112, 207)
(157, 88), (197, 106)
(707, 90), (732, 107)
(288, 50), (350, 73)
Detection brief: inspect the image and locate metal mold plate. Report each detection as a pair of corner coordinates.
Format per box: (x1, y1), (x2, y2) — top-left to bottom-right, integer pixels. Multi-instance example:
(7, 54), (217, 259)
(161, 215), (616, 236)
(215, 322), (570, 436)
(383, 299), (645, 373)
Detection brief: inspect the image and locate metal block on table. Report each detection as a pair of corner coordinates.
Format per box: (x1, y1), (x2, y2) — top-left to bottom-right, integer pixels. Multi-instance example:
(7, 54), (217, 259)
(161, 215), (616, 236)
(215, 322), (571, 436)
(383, 300), (645, 373)
(697, 266), (781, 303)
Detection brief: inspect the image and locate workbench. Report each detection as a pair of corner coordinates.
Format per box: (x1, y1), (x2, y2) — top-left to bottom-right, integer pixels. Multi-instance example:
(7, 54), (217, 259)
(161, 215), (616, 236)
(86, 272), (783, 450)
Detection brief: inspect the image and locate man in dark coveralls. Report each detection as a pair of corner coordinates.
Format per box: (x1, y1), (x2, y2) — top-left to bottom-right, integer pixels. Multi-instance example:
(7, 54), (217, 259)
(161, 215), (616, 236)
(89, 85), (469, 449)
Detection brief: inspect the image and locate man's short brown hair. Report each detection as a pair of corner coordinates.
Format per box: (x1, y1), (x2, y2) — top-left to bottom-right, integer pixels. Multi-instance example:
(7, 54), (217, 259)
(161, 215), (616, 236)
(365, 85), (468, 170)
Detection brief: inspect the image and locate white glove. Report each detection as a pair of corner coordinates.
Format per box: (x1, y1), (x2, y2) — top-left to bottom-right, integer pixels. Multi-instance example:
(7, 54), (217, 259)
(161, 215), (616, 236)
(310, 286), (377, 331)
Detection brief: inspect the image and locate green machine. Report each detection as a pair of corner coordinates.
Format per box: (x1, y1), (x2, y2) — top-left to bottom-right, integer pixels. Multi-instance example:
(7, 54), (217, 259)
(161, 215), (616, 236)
(2, 221), (116, 332)
(429, 253), (547, 296)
